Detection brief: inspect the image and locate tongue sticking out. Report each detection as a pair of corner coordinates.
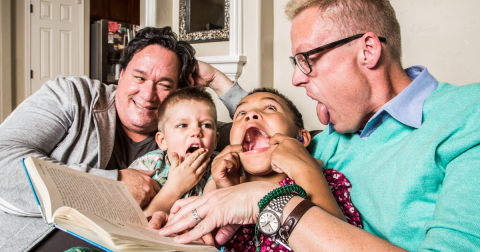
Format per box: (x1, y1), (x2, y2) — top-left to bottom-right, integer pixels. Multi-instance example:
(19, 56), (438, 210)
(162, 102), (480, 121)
(242, 128), (270, 153)
(316, 102), (330, 125)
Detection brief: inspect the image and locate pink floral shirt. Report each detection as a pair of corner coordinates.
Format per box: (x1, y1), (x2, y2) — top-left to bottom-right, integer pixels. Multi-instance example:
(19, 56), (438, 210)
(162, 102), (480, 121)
(223, 169), (362, 252)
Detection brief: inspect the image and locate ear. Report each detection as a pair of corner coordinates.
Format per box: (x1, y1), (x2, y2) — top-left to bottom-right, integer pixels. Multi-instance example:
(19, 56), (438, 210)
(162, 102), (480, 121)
(155, 132), (168, 151)
(298, 129), (311, 148)
(361, 32), (383, 69)
(215, 132), (220, 148)
(119, 69), (125, 80)
(187, 74), (195, 87)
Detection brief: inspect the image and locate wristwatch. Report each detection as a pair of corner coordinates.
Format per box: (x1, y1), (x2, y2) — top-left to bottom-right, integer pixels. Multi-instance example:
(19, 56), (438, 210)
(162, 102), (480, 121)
(258, 193), (295, 248)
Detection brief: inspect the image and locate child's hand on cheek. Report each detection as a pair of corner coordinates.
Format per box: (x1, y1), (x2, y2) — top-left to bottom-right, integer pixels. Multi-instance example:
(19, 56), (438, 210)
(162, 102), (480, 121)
(269, 133), (321, 181)
(163, 149), (211, 198)
(211, 145), (243, 189)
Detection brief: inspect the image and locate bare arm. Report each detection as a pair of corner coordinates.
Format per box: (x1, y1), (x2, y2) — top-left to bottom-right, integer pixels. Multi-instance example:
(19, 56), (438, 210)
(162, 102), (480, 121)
(269, 133), (345, 221)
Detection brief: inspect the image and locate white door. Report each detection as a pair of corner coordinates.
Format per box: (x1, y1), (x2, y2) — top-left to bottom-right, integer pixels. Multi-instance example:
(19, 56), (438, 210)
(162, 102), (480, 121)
(29, 0), (83, 94)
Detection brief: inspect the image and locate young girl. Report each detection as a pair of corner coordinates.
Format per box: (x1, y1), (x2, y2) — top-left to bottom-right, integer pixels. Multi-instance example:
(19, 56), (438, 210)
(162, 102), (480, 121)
(207, 88), (362, 252)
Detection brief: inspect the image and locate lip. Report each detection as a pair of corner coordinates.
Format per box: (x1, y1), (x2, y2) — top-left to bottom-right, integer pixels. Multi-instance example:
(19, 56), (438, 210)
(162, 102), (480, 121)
(243, 146), (272, 155)
(184, 141), (203, 159)
(133, 99), (158, 111)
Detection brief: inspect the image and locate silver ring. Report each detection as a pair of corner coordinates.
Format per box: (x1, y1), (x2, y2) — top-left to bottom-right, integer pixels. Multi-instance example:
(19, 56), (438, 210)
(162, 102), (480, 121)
(192, 208), (202, 224)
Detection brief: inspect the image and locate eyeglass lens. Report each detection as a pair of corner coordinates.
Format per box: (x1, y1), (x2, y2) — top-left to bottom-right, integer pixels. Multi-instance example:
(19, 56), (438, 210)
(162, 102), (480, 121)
(292, 54), (310, 74)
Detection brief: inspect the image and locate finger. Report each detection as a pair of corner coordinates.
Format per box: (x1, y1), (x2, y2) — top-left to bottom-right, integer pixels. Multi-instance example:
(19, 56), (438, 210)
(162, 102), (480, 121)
(200, 233), (215, 246)
(169, 207), (216, 244)
(170, 196), (202, 214)
(150, 178), (161, 193)
(170, 152), (180, 169)
(195, 158), (210, 176)
(268, 133), (292, 146)
(189, 151), (208, 170)
(147, 211), (169, 230)
(215, 224), (241, 245)
(135, 169), (156, 177)
(183, 148), (206, 167)
(217, 144), (244, 157)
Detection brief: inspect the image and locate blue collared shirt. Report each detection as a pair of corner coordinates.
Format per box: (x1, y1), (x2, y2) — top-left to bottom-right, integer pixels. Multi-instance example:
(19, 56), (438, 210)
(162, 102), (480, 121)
(329, 65), (439, 139)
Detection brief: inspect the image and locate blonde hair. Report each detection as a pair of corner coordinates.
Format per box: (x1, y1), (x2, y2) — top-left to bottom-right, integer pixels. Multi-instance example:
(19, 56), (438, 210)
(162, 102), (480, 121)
(285, 0), (402, 62)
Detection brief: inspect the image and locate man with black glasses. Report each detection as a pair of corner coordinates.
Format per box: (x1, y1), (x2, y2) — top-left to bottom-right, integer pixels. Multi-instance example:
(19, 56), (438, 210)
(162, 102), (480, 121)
(155, 0), (480, 251)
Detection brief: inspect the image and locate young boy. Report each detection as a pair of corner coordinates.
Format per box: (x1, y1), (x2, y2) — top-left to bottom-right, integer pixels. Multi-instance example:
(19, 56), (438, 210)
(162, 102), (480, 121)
(129, 87), (220, 218)
(210, 88), (362, 251)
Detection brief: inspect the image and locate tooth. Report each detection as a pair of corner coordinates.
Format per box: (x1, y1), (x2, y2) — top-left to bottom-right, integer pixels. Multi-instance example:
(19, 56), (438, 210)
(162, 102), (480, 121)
(245, 132), (250, 142)
(260, 130), (268, 138)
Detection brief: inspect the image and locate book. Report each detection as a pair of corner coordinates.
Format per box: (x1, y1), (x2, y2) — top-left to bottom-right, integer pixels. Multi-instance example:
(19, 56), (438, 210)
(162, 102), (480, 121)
(22, 156), (217, 252)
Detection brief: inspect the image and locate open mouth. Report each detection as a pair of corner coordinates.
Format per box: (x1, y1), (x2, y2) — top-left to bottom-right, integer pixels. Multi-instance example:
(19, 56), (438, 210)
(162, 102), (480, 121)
(186, 144), (200, 154)
(242, 127), (271, 153)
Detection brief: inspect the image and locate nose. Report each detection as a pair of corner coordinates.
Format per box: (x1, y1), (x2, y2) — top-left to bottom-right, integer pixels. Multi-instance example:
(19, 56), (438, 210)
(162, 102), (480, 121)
(244, 110), (260, 122)
(190, 126), (203, 138)
(139, 80), (158, 102)
(292, 64), (309, 87)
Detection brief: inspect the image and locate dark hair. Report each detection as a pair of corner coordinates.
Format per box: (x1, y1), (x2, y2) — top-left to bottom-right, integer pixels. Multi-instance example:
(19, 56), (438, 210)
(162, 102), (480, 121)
(119, 26), (197, 88)
(247, 87), (304, 129)
(157, 86), (217, 131)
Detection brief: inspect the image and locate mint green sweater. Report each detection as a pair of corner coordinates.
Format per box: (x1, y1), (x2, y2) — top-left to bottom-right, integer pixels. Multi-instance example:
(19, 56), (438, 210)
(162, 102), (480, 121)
(308, 82), (480, 251)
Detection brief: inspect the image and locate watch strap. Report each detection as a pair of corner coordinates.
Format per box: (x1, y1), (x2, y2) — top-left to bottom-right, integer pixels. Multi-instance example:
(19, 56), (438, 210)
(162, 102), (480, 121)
(279, 199), (315, 243)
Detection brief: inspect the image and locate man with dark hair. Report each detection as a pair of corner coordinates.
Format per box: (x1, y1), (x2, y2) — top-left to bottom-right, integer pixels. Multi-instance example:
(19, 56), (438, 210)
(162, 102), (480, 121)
(0, 26), (242, 251)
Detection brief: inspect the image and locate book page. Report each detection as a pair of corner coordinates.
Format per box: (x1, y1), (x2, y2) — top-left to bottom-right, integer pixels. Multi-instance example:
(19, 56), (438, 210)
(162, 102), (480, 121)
(26, 157), (147, 226)
(54, 208), (217, 251)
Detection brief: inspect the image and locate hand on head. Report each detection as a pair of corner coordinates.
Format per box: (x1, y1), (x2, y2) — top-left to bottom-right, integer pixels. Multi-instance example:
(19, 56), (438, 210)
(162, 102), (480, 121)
(191, 61), (234, 96)
(118, 169), (161, 207)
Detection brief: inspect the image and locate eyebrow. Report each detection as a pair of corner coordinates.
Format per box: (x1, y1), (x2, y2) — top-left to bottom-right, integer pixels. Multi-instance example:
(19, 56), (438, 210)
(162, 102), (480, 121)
(235, 96), (285, 111)
(132, 69), (175, 84)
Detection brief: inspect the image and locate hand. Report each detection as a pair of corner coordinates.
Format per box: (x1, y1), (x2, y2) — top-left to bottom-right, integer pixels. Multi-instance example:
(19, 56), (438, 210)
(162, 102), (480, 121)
(192, 61), (233, 97)
(159, 181), (278, 245)
(269, 133), (322, 181)
(118, 168), (161, 208)
(147, 208), (215, 246)
(211, 144), (243, 189)
(162, 148), (211, 198)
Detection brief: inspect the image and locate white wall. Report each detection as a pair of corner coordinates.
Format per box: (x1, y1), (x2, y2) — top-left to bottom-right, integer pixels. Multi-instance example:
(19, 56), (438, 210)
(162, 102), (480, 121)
(273, 0), (480, 131)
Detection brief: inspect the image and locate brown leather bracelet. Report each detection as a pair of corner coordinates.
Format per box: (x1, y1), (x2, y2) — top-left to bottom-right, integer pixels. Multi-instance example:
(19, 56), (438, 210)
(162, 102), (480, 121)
(278, 199), (315, 243)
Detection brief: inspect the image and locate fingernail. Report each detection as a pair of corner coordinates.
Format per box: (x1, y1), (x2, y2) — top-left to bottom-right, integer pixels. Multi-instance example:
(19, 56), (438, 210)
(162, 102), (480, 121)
(159, 228), (164, 234)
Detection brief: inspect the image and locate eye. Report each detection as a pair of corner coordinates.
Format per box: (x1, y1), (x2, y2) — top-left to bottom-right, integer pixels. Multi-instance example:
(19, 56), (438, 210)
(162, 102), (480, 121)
(265, 104), (277, 111)
(135, 76), (145, 81)
(201, 123), (213, 129)
(235, 110), (246, 119)
(176, 124), (187, 129)
(157, 83), (172, 90)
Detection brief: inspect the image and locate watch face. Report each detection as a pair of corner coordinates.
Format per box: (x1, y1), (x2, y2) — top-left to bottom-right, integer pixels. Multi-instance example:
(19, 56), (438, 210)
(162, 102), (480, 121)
(258, 210), (280, 235)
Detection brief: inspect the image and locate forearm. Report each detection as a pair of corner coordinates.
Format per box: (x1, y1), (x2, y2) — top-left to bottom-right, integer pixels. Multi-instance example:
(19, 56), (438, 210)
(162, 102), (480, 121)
(293, 165), (345, 221)
(284, 196), (406, 252)
(218, 81), (248, 119)
(143, 188), (182, 217)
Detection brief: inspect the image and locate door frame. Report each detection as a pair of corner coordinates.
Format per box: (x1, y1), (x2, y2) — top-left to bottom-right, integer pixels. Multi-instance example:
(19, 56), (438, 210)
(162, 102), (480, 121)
(25, 0), (85, 97)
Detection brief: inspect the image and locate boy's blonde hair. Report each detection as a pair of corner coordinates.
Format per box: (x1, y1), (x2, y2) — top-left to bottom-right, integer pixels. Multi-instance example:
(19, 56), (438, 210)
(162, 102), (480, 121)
(157, 87), (217, 132)
(285, 0), (402, 63)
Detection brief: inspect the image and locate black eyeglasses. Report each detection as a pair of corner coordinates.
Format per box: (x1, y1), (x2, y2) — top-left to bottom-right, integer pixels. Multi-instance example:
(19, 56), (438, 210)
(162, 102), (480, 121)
(289, 34), (387, 75)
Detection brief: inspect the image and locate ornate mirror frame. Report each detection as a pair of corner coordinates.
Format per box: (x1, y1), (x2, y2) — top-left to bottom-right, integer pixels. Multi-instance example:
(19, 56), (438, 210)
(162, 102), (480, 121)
(179, 0), (230, 43)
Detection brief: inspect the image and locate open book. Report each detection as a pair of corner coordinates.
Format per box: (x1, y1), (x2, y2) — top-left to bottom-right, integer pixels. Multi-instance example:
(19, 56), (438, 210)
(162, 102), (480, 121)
(22, 156), (217, 252)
